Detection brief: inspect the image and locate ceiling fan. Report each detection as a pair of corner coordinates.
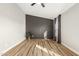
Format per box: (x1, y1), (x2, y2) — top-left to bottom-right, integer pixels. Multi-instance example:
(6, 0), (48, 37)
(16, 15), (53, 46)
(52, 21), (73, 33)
(31, 3), (45, 7)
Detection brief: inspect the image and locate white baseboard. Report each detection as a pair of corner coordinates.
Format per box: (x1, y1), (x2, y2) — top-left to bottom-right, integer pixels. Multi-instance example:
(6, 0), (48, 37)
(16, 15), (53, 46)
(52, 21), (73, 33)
(62, 42), (79, 55)
(0, 37), (25, 56)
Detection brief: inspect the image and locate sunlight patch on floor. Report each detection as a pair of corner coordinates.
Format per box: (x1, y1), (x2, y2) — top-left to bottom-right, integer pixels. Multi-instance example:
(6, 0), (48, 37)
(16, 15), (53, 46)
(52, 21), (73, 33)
(36, 44), (60, 56)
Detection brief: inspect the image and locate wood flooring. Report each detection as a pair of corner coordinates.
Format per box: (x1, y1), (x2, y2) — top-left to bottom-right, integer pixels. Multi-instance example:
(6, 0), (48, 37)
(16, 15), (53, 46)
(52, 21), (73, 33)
(2, 39), (78, 56)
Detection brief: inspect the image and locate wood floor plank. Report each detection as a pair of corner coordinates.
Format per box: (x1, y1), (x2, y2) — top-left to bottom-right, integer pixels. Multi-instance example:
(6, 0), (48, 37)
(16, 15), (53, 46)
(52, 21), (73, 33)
(56, 43), (78, 56)
(53, 42), (70, 56)
(2, 40), (27, 56)
(41, 40), (50, 56)
(44, 40), (54, 56)
(49, 40), (78, 56)
(2, 39), (78, 56)
(33, 40), (38, 56)
(15, 40), (28, 56)
(27, 40), (35, 56)
(47, 40), (64, 56)
(37, 40), (43, 56)
(22, 40), (34, 56)
(15, 40), (32, 56)
(38, 39), (43, 56)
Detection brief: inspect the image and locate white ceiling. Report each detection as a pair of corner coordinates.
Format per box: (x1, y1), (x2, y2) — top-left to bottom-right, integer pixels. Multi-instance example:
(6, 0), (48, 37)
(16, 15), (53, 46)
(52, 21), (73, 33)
(17, 3), (75, 19)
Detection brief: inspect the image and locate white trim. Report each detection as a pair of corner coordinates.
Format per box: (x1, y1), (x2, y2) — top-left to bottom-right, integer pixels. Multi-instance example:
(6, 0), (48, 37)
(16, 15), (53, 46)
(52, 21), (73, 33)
(61, 42), (79, 55)
(0, 37), (25, 56)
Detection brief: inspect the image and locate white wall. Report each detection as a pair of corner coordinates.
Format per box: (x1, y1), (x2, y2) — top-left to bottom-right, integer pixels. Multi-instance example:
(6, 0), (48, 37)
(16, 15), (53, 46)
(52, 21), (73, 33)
(61, 4), (79, 54)
(0, 3), (25, 53)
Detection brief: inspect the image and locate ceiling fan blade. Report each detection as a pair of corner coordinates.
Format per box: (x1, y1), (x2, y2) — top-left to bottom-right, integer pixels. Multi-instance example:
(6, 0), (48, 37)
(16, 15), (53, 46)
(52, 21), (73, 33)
(41, 3), (45, 7)
(31, 3), (36, 6)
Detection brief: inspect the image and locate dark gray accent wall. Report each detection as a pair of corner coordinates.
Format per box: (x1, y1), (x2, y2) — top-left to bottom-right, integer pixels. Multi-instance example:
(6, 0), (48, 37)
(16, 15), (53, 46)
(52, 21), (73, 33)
(53, 18), (56, 41)
(26, 15), (53, 39)
(58, 15), (61, 43)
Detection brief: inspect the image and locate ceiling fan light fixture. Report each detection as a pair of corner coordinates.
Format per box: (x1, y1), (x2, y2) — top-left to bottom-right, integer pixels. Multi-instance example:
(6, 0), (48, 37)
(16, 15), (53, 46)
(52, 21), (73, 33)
(41, 3), (45, 7)
(31, 3), (36, 6)
(31, 3), (45, 8)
